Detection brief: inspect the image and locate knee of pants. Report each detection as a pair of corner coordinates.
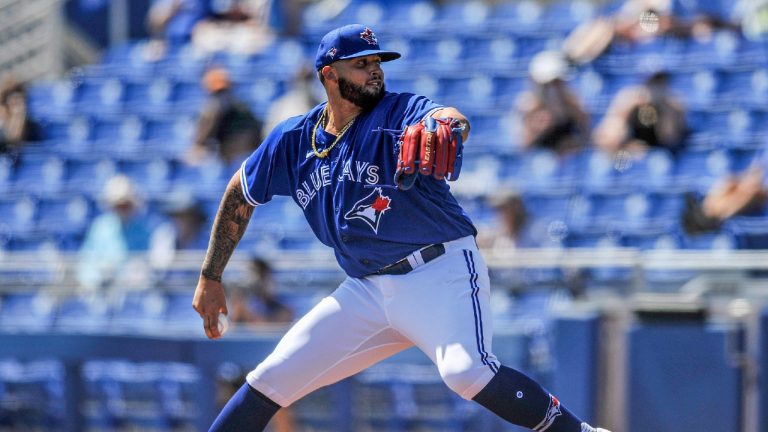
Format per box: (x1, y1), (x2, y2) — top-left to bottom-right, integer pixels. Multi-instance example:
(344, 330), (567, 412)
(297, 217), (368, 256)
(438, 364), (492, 400)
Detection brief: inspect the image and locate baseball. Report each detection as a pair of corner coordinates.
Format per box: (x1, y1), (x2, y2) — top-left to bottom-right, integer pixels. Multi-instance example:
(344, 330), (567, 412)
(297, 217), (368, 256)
(639, 10), (660, 33)
(217, 312), (229, 335)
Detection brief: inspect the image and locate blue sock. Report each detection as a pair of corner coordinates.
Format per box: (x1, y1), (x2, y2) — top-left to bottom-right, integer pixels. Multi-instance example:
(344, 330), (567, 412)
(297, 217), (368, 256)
(472, 365), (584, 432)
(209, 383), (280, 432)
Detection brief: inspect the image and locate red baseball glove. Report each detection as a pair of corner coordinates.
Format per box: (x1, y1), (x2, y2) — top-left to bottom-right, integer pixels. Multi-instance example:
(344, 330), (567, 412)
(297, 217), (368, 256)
(395, 117), (464, 190)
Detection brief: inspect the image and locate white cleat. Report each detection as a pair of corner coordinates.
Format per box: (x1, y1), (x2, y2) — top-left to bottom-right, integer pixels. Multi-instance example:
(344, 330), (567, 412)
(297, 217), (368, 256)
(581, 424), (612, 432)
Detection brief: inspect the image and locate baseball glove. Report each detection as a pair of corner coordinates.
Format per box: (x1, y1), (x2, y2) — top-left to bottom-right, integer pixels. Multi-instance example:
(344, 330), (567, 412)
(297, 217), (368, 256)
(395, 117), (464, 190)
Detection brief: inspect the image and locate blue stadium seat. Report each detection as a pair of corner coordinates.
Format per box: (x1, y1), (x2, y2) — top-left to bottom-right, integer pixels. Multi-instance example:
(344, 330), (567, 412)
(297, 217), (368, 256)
(379, 2), (438, 35)
(437, 74), (495, 111)
(0, 155), (12, 195)
(63, 156), (117, 196)
(0, 292), (56, 332)
(498, 149), (565, 191)
(26, 81), (76, 118)
(1, 232), (67, 254)
(523, 189), (574, 222)
(144, 115), (196, 156)
(237, 77), (286, 118)
(718, 69), (768, 109)
(118, 157), (174, 197)
(36, 195), (93, 237)
(170, 79), (206, 108)
(54, 294), (111, 332)
(74, 78), (124, 114)
(489, 0), (545, 32)
(697, 109), (765, 148)
(433, 1), (490, 33)
(0, 196), (36, 236)
(12, 155), (66, 196)
(172, 160), (229, 198)
(123, 78), (174, 115)
(164, 292), (201, 332)
(541, 0), (596, 32)
(462, 35), (523, 73)
(38, 115), (93, 155)
(409, 36), (465, 74)
(90, 115), (146, 156)
(110, 291), (168, 333)
(669, 70), (719, 109)
(683, 31), (740, 69)
(726, 216), (768, 249)
(586, 191), (653, 228)
(619, 224), (679, 250)
(98, 42), (159, 78)
(681, 230), (736, 250)
(674, 148), (732, 193)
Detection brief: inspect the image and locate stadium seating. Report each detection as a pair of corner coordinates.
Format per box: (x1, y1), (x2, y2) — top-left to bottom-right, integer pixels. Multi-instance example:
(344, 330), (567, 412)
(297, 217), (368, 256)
(3, 2), (768, 430)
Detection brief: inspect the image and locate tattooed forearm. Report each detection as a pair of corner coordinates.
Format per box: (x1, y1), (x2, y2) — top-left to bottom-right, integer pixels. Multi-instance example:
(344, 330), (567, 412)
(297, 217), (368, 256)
(200, 171), (255, 282)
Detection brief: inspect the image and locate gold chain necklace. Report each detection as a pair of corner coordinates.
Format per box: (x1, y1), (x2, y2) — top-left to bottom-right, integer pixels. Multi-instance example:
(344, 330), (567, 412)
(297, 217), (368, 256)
(311, 107), (356, 159)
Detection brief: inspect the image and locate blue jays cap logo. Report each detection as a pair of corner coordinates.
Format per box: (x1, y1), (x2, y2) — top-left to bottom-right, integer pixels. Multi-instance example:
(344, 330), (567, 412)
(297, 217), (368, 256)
(360, 28), (378, 46)
(315, 24), (401, 70)
(344, 187), (391, 234)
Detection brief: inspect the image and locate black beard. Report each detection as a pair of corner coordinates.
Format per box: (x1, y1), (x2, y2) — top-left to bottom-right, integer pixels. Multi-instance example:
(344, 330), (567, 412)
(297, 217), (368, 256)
(338, 76), (385, 111)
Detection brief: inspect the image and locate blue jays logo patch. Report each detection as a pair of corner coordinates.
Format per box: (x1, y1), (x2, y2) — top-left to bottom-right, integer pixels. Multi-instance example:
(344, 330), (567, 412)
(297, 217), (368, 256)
(326, 47), (337, 58)
(344, 187), (391, 233)
(533, 394), (562, 431)
(360, 28), (378, 46)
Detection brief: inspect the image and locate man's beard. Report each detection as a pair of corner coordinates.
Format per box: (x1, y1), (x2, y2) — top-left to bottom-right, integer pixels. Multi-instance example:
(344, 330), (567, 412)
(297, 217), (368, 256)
(338, 76), (385, 111)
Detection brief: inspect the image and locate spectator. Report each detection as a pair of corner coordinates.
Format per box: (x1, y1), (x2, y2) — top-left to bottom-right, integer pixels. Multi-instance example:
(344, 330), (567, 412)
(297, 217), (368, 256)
(191, 0), (276, 55)
(478, 191), (534, 252)
(217, 254), (295, 431)
(149, 191), (210, 273)
(592, 70), (687, 155)
(0, 76), (40, 154)
(147, 0), (212, 46)
(187, 67), (263, 166)
(263, 65), (321, 138)
(683, 153), (768, 233)
(229, 256), (293, 325)
(515, 51), (589, 156)
(563, 0), (736, 65)
(77, 175), (153, 291)
(736, 0), (768, 40)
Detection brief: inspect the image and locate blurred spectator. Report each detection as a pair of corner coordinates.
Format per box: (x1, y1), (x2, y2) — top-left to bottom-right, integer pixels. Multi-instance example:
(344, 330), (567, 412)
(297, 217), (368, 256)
(147, 0), (212, 46)
(263, 65), (321, 138)
(478, 191), (535, 252)
(187, 67), (263, 166)
(0, 76), (40, 153)
(563, 0), (737, 65)
(515, 51), (589, 156)
(191, 0), (276, 55)
(77, 175), (153, 291)
(683, 153), (768, 233)
(736, 0), (768, 39)
(149, 191), (210, 272)
(229, 256), (293, 325)
(593, 71), (687, 155)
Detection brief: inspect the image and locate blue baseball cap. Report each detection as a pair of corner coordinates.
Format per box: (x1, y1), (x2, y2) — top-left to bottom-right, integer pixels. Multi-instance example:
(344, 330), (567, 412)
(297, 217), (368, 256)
(315, 24), (401, 71)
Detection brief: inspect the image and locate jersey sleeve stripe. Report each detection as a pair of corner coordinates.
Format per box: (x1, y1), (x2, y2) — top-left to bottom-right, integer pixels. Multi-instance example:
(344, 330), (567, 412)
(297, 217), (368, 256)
(239, 160), (261, 207)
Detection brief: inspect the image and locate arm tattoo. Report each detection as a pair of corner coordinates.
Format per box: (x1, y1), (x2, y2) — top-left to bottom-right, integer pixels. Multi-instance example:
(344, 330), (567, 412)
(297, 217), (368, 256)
(200, 173), (255, 282)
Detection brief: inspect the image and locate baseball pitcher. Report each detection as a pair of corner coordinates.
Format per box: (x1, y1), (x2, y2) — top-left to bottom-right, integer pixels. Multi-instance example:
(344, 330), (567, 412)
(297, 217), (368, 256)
(192, 24), (610, 432)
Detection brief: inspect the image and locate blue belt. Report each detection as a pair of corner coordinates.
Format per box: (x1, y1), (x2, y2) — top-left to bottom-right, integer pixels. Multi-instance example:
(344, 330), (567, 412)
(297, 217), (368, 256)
(374, 243), (446, 276)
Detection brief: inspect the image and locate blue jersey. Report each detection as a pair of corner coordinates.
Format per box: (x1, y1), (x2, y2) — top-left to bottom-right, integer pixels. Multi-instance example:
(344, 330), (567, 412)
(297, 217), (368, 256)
(240, 92), (476, 277)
